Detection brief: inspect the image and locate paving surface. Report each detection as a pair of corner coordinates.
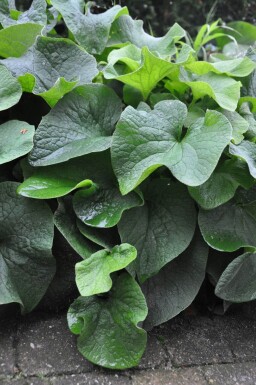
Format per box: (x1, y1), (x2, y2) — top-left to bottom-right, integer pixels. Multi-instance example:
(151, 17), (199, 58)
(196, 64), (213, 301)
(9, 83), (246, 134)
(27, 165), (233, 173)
(1, 310), (256, 385)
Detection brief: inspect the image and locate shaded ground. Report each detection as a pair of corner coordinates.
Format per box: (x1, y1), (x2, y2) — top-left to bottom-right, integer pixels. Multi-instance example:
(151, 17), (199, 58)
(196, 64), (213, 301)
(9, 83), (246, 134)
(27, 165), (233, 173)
(1, 311), (256, 385)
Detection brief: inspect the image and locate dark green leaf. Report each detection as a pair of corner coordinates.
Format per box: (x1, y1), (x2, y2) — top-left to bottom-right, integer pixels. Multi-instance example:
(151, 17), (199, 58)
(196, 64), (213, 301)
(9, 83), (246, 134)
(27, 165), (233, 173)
(118, 179), (196, 281)
(143, 233), (208, 329)
(0, 65), (22, 111)
(0, 181), (55, 312)
(230, 140), (256, 178)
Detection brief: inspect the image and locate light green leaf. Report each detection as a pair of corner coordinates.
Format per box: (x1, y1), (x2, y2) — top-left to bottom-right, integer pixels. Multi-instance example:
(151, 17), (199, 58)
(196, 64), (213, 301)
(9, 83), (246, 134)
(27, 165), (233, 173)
(111, 100), (232, 194)
(0, 181), (55, 312)
(68, 273), (147, 369)
(73, 187), (143, 228)
(188, 158), (254, 209)
(54, 196), (98, 259)
(108, 15), (185, 57)
(118, 179), (196, 281)
(220, 109), (249, 144)
(0, 65), (22, 111)
(142, 233), (208, 330)
(29, 84), (122, 166)
(179, 69), (241, 111)
(0, 23), (43, 58)
(51, 0), (128, 54)
(1, 36), (98, 107)
(215, 252), (256, 302)
(185, 57), (256, 78)
(104, 46), (177, 100)
(75, 244), (137, 296)
(0, 0), (47, 27)
(229, 140), (256, 178)
(199, 188), (256, 252)
(0, 120), (34, 165)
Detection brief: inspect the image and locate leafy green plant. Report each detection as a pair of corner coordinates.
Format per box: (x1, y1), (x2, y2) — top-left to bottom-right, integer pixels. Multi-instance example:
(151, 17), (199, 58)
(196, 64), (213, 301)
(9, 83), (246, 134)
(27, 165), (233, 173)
(0, 0), (256, 370)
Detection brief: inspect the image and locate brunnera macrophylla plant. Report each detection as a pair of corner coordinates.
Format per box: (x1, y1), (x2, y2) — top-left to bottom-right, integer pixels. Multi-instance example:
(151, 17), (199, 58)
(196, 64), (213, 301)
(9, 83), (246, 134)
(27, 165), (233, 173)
(0, 0), (256, 369)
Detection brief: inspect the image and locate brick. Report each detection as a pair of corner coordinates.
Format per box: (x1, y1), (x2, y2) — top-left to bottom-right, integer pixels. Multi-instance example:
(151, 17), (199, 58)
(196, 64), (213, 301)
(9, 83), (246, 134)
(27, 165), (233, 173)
(50, 373), (131, 385)
(0, 319), (17, 376)
(17, 314), (94, 376)
(132, 368), (207, 385)
(1, 378), (50, 385)
(138, 335), (167, 369)
(159, 316), (233, 366)
(204, 362), (256, 385)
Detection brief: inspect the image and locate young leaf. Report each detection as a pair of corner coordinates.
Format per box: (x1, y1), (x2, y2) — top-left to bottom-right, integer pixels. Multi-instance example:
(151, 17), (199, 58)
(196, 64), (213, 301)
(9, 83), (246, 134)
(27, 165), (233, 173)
(142, 232), (208, 330)
(215, 252), (256, 302)
(104, 46), (177, 100)
(185, 57), (256, 78)
(54, 196), (98, 259)
(199, 189), (256, 252)
(75, 244), (137, 296)
(179, 69), (241, 111)
(73, 187), (143, 228)
(118, 179), (196, 281)
(0, 120), (34, 165)
(0, 182), (55, 312)
(230, 140), (256, 178)
(68, 273), (147, 369)
(29, 84), (122, 166)
(108, 15), (185, 57)
(1, 36), (98, 107)
(0, 23), (43, 58)
(0, 65), (22, 111)
(111, 100), (232, 194)
(188, 159), (254, 209)
(51, 0), (127, 54)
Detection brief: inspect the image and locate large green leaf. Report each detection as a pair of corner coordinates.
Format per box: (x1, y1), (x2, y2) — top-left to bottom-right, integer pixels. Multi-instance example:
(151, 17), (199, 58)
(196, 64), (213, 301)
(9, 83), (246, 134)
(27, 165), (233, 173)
(0, 65), (22, 111)
(142, 233), (208, 330)
(75, 244), (137, 296)
(0, 23), (43, 58)
(0, 0), (47, 27)
(215, 252), (256, 302)
(199, 188), (256, 252)
(73, 186), (143, 228)
(77, 220), (118, 250)
(104, 46), (177, 100)
(51, 0), (127, 54)
(68, 273), (147, 369)
(29, 84), (122, 166)
(111, 100), (232, 194)
(1, 36), (98, 107)
(179, 69), (241, 111)
(185, 57), (256, 78)
(188, 159), (254, 209)
(220, 109), (249, 144)
(0, 181), (55, 312)
(118, 179), (196, 281)
(229, 140), (256, 178)
(0, 120), (34, 165)
(108, 16), (185, 57)
(54, 196), (98, 259)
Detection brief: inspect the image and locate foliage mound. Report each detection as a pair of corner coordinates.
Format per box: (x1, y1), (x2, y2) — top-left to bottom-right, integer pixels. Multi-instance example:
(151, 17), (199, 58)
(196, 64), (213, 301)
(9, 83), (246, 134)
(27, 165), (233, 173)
(0, 0), (256, 369)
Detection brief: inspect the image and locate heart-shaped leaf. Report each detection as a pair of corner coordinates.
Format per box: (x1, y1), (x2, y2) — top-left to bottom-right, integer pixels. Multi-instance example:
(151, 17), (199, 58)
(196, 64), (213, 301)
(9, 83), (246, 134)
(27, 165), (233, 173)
(0, 120), (34, 165)
(111, 100), (232, 194)
(75, 244), (137, 296)
(118, 179), (196, 281)
(0, 181), (55, 312)
(215, 252), (256, 302)
(68, 273), (147, 369)
(1, 36), (98, 107)
(29, 84), (122, 166)
(51, 0), (127, 54)
(142, 232), (208, 330)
